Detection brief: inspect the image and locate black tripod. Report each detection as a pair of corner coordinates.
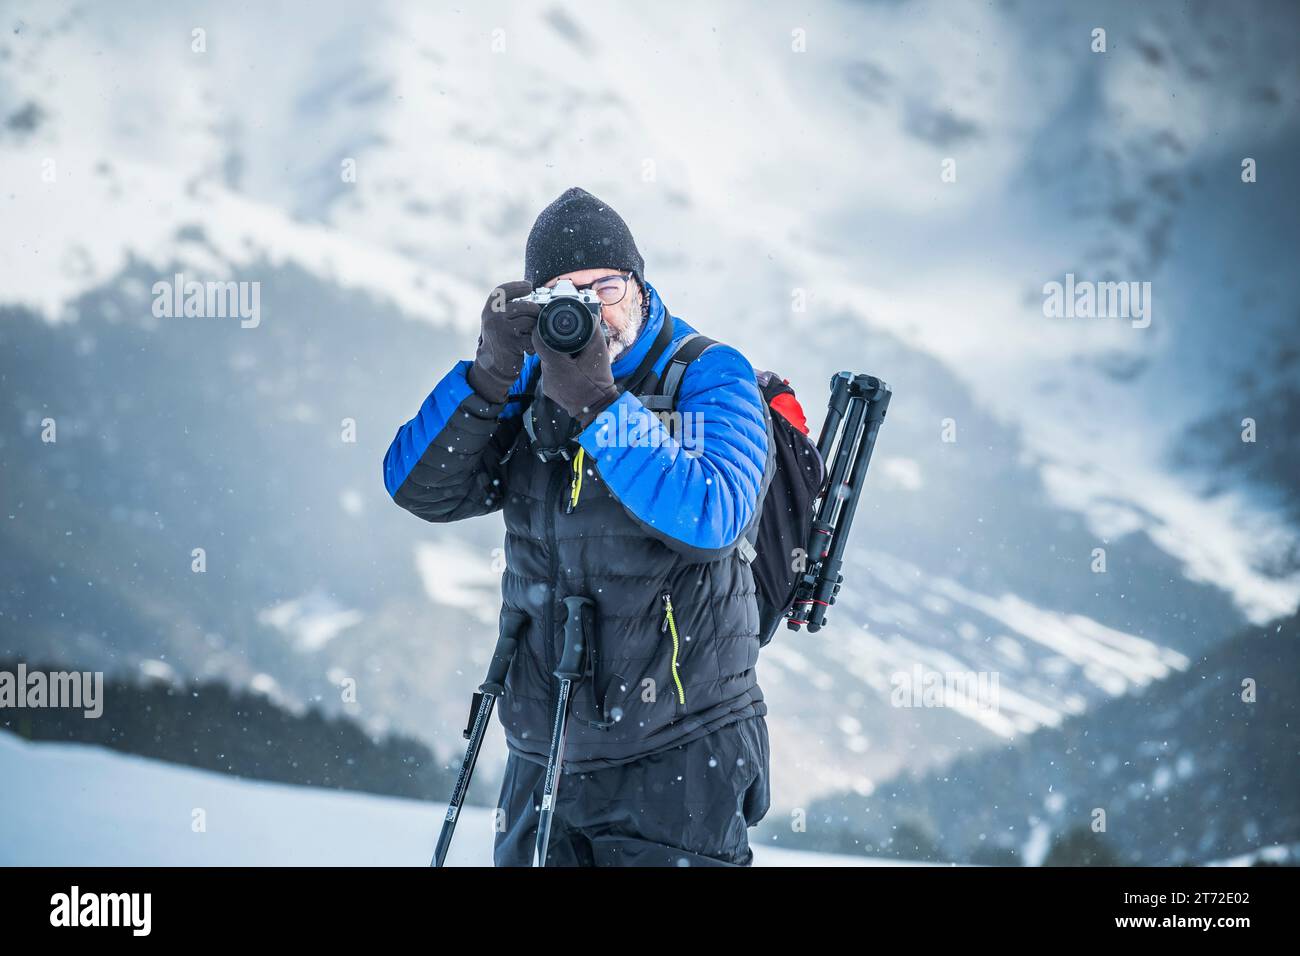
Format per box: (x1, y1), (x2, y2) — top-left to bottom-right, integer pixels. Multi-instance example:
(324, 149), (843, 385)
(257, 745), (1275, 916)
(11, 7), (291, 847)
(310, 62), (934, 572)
(787, 371), (892, 633)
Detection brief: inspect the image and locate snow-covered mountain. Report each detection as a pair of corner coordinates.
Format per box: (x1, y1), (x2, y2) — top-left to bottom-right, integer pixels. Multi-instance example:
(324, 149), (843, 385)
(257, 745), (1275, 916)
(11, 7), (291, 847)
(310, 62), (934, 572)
(2, 0), (1298, 816)
(792, 611), (1300, 865)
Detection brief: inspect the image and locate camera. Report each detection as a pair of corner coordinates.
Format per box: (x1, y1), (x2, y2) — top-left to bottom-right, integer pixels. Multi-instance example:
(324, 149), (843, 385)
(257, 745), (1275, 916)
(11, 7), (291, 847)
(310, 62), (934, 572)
(514, 279), (606, 354)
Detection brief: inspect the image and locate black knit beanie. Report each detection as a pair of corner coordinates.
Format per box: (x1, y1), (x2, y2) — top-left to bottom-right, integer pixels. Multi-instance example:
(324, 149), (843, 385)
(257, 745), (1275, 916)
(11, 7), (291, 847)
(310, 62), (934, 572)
(524, 187), (644, 289)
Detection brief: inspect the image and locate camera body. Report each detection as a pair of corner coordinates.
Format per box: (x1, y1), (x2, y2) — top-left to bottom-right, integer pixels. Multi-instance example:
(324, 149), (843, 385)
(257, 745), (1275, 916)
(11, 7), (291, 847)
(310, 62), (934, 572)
(515, 279), (605, 354)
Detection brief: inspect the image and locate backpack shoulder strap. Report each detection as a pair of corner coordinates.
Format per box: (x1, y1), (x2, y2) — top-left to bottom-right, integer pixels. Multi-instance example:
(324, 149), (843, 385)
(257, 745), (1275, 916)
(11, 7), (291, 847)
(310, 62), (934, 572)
(640, 333), (718, 411)
(640, 332), (765, 564)
(617, 310), (676, 396)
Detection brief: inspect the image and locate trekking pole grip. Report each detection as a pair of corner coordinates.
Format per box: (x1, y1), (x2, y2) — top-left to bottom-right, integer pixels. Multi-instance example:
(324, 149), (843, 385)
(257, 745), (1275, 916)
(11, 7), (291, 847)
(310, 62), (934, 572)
(557, 596), (593, 680)
(483, 609), (526, 694)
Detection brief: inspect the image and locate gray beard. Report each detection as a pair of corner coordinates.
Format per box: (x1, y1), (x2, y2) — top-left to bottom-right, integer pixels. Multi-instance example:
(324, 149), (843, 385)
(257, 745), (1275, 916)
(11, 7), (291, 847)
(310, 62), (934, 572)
(604, 300), (644, 361)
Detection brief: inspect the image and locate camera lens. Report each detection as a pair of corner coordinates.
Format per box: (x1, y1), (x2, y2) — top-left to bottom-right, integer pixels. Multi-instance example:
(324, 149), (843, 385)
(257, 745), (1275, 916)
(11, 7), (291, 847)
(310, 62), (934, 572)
(538, 299), (595, 354)
(552, 309), (578, 336)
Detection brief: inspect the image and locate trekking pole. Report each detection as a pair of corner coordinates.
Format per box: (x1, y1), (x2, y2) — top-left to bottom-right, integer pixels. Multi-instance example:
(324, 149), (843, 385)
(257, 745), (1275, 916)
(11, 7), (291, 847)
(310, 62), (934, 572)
(534, 594), (592, 867)
(431, 609), (526, 867)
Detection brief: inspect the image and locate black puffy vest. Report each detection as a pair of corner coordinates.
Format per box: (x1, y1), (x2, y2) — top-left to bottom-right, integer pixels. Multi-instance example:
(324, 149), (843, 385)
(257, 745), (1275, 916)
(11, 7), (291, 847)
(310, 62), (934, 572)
(496, 390), (769, 772)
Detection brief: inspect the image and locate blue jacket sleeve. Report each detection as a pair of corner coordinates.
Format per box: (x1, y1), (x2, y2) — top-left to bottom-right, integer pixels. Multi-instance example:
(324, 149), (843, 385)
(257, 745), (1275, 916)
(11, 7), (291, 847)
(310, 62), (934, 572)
(576, 344), (770, 561)
(383, 358), (534, 522)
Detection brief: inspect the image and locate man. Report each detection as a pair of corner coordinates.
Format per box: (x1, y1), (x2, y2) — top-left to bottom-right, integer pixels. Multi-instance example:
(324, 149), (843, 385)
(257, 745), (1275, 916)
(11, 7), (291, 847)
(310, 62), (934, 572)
(383, 186), (773, 866)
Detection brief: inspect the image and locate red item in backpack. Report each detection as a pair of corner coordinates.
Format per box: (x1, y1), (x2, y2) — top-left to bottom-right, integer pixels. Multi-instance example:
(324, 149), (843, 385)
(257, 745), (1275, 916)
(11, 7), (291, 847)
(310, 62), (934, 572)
(769, 386), (809, 435)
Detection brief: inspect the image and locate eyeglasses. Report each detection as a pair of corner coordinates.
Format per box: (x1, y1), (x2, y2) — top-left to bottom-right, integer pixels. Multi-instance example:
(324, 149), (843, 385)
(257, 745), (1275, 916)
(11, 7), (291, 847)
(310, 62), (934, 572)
(548, 272), (635, 306)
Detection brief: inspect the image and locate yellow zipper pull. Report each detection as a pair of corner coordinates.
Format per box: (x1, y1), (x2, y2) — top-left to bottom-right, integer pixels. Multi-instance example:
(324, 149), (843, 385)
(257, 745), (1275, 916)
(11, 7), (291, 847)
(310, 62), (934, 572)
(660, 591), (685, 705)
(566, 447), (585, 514)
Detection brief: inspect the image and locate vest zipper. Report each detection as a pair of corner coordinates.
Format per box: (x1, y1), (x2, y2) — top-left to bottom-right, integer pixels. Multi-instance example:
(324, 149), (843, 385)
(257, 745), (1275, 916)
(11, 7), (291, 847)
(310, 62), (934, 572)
(660, 590), (686, 706)
(543, 466), (565, 678)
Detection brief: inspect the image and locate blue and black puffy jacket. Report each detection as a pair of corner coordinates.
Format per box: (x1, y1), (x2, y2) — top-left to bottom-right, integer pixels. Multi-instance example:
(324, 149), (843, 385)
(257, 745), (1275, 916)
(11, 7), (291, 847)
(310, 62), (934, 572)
(383, 280), (771, 770)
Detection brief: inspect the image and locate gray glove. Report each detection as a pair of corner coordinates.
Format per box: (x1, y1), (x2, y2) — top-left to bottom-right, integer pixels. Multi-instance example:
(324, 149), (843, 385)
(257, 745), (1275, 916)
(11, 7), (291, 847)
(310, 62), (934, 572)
(531, 321), (620, 429)
(465, 281), (541, 403)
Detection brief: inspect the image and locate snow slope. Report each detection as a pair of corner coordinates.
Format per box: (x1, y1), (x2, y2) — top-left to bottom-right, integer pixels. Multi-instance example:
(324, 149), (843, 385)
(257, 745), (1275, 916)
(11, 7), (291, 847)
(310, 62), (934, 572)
(0, 733), (897, 867)
(1, 734), (1276, 866)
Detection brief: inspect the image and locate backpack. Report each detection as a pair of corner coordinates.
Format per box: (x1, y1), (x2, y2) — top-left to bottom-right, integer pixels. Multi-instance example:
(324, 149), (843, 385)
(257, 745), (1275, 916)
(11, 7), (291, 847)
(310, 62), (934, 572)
(640, 333), (826, 647)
